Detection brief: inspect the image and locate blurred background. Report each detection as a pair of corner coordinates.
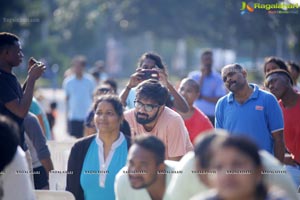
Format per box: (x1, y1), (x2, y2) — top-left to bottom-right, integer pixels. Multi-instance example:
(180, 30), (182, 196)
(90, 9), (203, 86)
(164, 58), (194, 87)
(1, 0), (300, 139)
(1, 0), (300, 82)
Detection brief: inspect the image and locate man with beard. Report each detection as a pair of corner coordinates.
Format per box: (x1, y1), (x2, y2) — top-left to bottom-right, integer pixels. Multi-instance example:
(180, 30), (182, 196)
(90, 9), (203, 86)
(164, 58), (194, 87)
(188, 50), (226, 124)
(215, 64), (285, 162)
(124, 79), (193, 161)
(265, 69), (300, 186)
(115, 135), (177, 200)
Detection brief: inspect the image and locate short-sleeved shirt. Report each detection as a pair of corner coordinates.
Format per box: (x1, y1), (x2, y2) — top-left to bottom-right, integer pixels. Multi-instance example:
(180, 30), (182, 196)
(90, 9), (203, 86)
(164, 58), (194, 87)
(0, 69), (25, 149)
(30, 97), (52, 140)
(279, 96), (300, 163)
(115, 160), (177, 200)
(184, 107), (214, 144)
(126, 88), (137, 109)
(164, 152), (208, 200)
(125, 107), (193, 159)
(215, 84), (284, 154)
(188, 70), (226, 116)
(63, 74), (95, 120)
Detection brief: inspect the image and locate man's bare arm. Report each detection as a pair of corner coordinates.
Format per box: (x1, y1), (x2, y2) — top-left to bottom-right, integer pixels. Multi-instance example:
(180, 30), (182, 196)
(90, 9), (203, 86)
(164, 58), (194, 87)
(272, 130), (285, 163)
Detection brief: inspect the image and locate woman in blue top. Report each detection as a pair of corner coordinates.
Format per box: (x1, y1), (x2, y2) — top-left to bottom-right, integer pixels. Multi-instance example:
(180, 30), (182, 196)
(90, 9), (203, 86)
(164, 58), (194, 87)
(66, 95), (130, 200)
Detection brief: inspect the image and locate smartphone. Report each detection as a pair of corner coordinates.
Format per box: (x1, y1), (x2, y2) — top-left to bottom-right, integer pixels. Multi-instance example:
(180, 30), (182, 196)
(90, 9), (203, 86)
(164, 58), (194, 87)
(141, 69), (159, 80)
(30, 57), (43, 67)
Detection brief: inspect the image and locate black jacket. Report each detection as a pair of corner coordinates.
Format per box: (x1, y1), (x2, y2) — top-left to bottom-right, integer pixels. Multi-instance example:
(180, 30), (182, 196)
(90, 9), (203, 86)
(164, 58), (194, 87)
(66, 134), (131, 200)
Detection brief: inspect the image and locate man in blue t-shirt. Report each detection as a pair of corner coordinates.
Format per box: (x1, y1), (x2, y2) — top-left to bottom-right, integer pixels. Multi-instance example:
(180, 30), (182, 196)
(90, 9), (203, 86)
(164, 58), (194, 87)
(215, 63), (284, 162)
(63, 56), (96, 138)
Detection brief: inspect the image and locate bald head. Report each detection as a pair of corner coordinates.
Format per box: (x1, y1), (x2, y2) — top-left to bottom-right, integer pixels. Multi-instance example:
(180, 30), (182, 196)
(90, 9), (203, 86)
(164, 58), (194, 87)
(179, 78), (200, 93)
(221, 64), (247, 92)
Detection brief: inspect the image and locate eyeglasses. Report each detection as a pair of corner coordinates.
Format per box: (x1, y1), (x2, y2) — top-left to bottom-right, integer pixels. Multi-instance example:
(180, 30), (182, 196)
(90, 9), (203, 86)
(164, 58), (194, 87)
(98, 88), (111, 94)
(134, 100), (160, 112)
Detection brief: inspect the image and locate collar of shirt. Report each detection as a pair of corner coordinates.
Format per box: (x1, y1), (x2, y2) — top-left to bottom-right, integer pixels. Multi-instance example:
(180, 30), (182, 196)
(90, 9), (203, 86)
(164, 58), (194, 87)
(227, 83), (259, 103)
(95, 132), (125, 187)
(95, 132), (125, 151)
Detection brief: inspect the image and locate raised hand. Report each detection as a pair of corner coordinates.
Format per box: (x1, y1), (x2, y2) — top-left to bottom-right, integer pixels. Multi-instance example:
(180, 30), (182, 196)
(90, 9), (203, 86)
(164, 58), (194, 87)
(157, 69), (169, 87)
(28, 60), (46, 82)
(127, 68), (144, 88)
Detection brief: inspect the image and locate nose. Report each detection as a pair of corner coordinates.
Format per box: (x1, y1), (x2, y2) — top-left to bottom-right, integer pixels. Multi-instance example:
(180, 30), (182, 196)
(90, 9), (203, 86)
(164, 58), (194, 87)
(20, 51), (24, 58)
(226, 75), (233, 83)
(97, 113), (107, 121)
(129, 165), (141, 174)
(224, 78), (230, 85)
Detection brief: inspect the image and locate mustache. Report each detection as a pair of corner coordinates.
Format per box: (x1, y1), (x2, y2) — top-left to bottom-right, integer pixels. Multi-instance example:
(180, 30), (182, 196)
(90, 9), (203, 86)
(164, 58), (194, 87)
(136, 112), (149, 118)
(228, 80), (236, 86)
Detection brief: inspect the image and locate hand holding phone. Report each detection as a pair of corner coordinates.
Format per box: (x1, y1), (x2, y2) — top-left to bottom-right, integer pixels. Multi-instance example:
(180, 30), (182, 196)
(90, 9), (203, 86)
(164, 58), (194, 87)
(141, 69), (159, 80)
(28, 57), (46, 81)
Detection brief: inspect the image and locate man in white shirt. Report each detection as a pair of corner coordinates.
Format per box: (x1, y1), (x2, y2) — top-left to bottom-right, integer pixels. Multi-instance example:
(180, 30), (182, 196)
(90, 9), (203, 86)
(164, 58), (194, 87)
(0, 115), (35, 200)
(115, 135), (177, 200)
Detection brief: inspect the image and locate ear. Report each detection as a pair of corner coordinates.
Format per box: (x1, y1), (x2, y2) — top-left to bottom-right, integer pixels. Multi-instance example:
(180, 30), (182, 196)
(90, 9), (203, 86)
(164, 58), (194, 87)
(242, 69), (247, 78)
(157, 162), (165, 171)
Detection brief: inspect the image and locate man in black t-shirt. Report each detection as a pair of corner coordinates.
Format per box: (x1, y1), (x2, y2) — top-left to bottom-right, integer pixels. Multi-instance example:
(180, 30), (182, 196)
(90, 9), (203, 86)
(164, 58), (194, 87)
(0, 32), (46, 150)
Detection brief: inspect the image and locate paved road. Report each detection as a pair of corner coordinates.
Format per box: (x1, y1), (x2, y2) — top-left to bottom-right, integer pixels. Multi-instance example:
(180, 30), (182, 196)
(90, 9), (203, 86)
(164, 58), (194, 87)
(38, 88), (74, 141)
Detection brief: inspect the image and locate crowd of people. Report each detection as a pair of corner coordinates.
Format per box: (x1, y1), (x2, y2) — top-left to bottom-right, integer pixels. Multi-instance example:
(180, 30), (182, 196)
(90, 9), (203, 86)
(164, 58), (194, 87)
(1, 31), (300, 200)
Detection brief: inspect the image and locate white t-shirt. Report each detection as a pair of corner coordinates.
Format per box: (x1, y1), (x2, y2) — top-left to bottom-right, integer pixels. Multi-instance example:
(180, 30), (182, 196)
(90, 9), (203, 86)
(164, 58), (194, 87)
(0, 147), (35, 200)
(115, 160), (177, 200)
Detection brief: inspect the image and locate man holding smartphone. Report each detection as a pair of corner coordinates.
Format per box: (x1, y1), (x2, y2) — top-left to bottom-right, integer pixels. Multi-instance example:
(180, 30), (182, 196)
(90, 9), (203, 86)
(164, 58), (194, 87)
(120, 52), (188, 113)
(0, 32), (46, 151)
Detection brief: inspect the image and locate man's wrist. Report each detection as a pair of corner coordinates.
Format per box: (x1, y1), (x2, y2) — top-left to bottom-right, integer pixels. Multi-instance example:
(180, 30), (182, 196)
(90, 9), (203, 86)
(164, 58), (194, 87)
(27, 76), (36, 85)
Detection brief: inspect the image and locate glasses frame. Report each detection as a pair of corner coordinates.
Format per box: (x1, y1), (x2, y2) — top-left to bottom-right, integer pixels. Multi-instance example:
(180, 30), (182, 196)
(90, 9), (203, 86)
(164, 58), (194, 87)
(134, 100), (160, 112)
